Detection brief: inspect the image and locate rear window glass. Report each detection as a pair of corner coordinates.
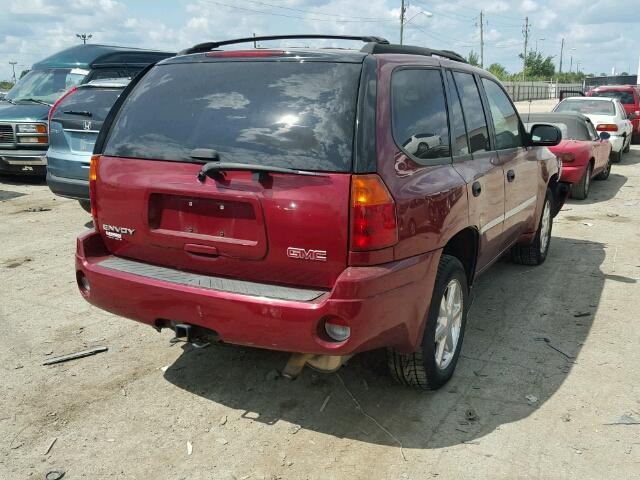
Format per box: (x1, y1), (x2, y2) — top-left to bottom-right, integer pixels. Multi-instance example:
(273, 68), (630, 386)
(103, 61), (362, 172)
(55, 88), (123, 122)
(555, 99), (615, 116)
(591, 90), (635, 104)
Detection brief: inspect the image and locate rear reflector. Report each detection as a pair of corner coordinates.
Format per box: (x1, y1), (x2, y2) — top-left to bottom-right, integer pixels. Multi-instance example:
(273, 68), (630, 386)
(596, 123), (618, 132)
(205, 50), (285, 58)
(350, 174), (398, 251)
(89, 155), (99, 221)
(323, 317), (351, 342)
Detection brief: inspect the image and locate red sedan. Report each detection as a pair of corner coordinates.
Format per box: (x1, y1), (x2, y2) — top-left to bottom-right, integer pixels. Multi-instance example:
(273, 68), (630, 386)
(526, 112), (612, 200)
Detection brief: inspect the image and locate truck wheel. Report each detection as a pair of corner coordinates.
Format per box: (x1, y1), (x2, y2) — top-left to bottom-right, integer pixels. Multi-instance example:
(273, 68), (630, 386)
(78, 200), (91, 213)
(510, 189), (553, 266)
(570, 163), (591, 200)
(595, 159), (611, 180)
(387, 254), (468, 390)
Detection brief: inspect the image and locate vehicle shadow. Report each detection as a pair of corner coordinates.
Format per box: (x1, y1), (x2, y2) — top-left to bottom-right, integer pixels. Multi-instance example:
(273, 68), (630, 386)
(620, 147), (640, 166)
(567, 171), (627, 205)
(164, 236), (605, 450)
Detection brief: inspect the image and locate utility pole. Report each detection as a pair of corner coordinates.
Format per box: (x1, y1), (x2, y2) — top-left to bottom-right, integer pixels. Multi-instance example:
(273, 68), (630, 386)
(9, 61), (17, 83)
(559, 38), (564, 73)
(522, 16), (530, 79)
(400, 0), (407, 45)
(477, 10), (485, 69)
(76, 33), (92, 44)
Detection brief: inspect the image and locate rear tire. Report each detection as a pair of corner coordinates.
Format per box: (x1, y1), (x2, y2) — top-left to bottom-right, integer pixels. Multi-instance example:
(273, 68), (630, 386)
(623, 135), (630, 153)
(79, 200), (91, 213)
(510, 189), (553, 266)
(387, 255), (468, 390)
(570, 163), (591, 200)
(595, 159), (611, 180)
(611, 149), (622, 163)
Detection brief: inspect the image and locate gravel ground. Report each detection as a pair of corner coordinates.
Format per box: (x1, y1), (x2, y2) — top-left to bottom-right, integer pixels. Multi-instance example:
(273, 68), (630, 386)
(1, 100), (639, 479)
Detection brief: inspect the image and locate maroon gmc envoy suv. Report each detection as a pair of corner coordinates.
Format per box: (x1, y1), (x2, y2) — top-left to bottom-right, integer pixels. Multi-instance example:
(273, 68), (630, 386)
(76, 35), (567, 389)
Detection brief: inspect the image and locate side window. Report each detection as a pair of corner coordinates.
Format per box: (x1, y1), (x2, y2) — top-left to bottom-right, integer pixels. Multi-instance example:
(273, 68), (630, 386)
(481, 78), (523, 149)
(391, 68), (451, 162)
(586, 121), (599, 141)
(445, 70), (470, 156)
(452, 72), (490, 153)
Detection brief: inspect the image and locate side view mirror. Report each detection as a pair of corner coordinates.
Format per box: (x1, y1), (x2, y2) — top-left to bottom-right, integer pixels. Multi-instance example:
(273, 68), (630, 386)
(528, 123), (562, 147)
(599, 131), (611, 140)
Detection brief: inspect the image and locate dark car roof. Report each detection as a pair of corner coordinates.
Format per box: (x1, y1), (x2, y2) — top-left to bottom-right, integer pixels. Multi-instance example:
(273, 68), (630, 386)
(523, 112), (592, 125)
(32, 44), (175, 70)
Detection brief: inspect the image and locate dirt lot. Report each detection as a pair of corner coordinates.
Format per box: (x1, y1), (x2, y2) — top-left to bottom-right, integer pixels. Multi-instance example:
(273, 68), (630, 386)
(2, 101), (640, 479)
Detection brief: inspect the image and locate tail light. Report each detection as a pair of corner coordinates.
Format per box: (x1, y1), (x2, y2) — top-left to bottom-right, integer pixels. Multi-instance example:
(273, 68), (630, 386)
(350, 174), (398, 251)
(89, 155), (99, 221)
(556, 152), (575, 163)
(596, 123), (618, 132)
(48, 86), (78, 131)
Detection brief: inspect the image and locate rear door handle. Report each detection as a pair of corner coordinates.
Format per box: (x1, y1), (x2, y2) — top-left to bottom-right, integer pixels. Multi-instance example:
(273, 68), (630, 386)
(507, 169), (516, 182)
(472, 181), (482, 197)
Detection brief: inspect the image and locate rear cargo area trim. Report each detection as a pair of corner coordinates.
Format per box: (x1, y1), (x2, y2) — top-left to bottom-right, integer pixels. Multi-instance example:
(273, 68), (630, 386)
(97, 257), (327, 302)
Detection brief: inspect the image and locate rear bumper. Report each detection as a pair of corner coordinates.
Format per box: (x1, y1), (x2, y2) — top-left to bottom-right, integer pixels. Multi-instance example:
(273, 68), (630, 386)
(560, 163), (587, 184)
(0, 149), (46, 175)
(47, 171), (89, 200)
(608, 135), (624, 152)
(76, 230), (439, 355)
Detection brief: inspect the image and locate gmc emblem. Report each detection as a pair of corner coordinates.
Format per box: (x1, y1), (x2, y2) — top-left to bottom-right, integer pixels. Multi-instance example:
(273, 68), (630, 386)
(287, 247), (327, 262)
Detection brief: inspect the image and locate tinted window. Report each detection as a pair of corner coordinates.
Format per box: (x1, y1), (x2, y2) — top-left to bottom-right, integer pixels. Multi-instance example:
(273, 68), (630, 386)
(90, 69), (123, 80)
(555, 99), (615, 116)
(54, 87), (123, 122)
(482, 78), (522, 149)
(391, 69), (450, 161)
(104, 62), (361, 172)
(446, 70), (469, 156)
(452, 72), (490, 153)
(591, 90), (635, 104)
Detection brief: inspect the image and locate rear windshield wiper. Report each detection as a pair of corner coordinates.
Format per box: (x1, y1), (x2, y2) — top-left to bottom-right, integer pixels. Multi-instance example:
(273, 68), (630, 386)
(63, 110), (92, 117)
(14, 97), (52, 106)
(197, 162), (327, 182)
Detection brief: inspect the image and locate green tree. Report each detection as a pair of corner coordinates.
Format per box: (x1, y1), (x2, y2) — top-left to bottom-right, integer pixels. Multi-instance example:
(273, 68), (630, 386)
(519, 51), (555, 79)
(467, 50), (480, 67)
(0, 81), (14, 90)
(488, 63), (509, 80)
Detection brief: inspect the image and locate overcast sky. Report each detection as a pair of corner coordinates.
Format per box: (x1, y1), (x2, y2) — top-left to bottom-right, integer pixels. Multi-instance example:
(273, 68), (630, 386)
(1, 0), (638, 82)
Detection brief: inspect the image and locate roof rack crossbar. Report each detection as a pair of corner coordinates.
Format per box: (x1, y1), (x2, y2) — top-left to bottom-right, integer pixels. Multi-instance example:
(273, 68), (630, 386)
(359, 43), (467, 63)
(182, 35), (390, 55)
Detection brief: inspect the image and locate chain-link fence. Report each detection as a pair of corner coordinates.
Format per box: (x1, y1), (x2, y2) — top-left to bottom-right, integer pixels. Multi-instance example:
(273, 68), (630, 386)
(502, 81), (583, 101)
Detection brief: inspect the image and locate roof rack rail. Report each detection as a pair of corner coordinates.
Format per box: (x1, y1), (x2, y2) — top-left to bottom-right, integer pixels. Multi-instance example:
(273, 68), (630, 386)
(181, 35), (390, 55)
(360, 43), (467, 63)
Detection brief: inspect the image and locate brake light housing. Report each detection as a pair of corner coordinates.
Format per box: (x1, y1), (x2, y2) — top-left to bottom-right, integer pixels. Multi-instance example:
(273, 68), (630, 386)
(556, 152), (576, 163)
(89, 155), (99, 221)
(205, 50), (285, 58)
(350, 174), (398, 251)
(596, 123), (618, 132)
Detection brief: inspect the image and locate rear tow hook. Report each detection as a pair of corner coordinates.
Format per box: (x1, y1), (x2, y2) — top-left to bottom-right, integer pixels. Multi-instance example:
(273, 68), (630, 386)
(170, 323), (210, 349)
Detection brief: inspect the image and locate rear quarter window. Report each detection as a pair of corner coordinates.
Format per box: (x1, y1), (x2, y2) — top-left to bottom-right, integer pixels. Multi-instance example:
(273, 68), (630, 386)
(103, 61), (362, 172)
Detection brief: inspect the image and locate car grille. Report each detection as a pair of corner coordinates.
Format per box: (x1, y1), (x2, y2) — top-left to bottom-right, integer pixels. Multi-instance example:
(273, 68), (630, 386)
(0, 124), (14, 144)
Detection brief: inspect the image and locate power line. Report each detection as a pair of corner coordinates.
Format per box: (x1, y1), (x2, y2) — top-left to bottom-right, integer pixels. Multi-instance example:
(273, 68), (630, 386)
(241, 0), (391, 21)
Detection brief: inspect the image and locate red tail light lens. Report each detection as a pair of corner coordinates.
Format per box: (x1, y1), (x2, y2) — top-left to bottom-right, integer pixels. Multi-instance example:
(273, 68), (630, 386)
(89, 155), (99, 222)
(350, 174), (398, 251)
(596, 123), (618, 132)
(557, 152), (576, 162)
(205, 50), (285, 58)
(48, 86), (78, 130)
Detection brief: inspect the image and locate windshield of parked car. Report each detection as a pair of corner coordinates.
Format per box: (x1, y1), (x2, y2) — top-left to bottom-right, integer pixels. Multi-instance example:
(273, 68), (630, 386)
(6, 68), (87, 105)
(103, 61), (361, 172)
(555, 99), (615, 116)
(590, 90), (635, 104)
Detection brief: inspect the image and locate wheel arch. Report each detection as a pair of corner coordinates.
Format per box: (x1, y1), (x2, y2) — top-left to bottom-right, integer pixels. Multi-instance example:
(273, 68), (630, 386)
(441, 227), (479, 287)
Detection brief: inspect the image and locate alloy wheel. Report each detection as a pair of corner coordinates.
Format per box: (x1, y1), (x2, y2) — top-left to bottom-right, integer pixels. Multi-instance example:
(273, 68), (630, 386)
(434, 279), (463, 370)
